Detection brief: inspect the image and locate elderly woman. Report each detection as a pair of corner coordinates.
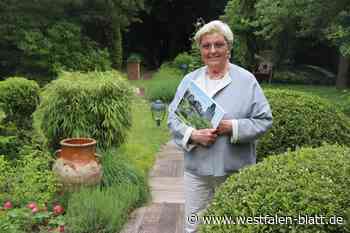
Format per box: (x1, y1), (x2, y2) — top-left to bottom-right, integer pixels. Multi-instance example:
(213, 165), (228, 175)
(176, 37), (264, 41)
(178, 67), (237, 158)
(167, 20), (272, 233)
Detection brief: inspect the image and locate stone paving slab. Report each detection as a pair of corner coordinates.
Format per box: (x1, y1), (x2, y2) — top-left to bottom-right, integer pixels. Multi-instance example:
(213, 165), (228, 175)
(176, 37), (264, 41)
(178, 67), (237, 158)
(121, 141), (184, 233)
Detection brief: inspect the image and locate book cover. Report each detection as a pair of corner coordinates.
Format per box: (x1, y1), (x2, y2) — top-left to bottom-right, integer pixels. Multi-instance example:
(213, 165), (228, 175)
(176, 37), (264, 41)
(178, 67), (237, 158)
(174, 81), (225, 129)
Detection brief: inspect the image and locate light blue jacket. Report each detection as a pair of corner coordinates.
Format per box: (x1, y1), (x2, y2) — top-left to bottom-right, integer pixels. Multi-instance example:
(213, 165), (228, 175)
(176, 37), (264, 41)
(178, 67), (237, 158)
(167, 63), (273, 176)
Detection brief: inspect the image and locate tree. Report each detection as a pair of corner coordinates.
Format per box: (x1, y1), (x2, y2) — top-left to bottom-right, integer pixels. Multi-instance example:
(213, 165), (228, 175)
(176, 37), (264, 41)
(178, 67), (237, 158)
(0, 0), (72, 76)
(326, 9), (350, 89)
(71, 0), (145, 69)
(125, 0), (228, 67)
(252, 0), (349, 88)
(221, 0), (259, 69)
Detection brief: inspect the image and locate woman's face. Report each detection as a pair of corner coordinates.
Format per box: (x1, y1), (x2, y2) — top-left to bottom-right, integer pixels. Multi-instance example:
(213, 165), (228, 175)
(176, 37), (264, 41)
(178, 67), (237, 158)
(199, 33), (229, 68)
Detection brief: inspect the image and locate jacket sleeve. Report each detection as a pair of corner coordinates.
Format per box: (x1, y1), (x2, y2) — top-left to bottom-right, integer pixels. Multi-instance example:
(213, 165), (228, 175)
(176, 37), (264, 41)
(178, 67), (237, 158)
(236, 82), (273, 143)
(167, 77), (197, 151)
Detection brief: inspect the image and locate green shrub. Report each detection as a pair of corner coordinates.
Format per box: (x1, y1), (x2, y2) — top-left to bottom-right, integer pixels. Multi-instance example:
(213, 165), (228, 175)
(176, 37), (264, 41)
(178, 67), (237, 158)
(0, 155), (14, 202)
(34, 70), (133, 150)
(65, 184), (140, 233)
(145, 64), (183, 102)
(257, 89), (350, 160)
(100, 150), (149, 205)
(200, 144), (350, 233)
(19, 21), (112, 75)
(188, 41), (203, 72)
(173, 52), (193, 70)
(127, 53), (143, 63)
(273, 66), (336, 85)
(0, 77), (40, 129)
(0, 132), (20, 161)
(5, 146), (59, 205)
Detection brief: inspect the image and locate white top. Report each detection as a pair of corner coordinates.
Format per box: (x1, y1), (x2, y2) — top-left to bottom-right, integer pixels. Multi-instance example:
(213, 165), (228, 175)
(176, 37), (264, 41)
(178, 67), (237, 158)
(181, 71), (238, 151)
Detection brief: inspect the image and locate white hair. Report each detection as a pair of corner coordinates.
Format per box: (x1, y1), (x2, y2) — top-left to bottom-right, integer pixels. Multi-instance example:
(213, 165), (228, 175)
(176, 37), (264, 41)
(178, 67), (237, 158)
(194, 20), (234, 48)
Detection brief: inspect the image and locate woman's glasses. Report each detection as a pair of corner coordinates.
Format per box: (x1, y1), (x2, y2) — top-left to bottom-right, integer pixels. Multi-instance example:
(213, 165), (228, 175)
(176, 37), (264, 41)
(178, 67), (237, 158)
(200, 42), (227, 50)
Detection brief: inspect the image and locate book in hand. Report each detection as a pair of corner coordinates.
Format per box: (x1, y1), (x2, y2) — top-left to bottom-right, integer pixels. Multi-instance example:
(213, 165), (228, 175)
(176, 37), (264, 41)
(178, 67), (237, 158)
(174, 81), (225, 129)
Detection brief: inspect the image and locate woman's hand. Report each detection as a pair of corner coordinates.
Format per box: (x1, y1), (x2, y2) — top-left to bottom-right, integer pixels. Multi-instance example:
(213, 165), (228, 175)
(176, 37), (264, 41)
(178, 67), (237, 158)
(190, 128), (218, 147)
(217, 120), (233, 136)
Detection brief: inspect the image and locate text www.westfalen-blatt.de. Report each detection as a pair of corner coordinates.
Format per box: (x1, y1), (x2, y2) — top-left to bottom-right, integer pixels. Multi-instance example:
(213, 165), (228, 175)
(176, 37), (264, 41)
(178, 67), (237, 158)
(187, 214), (345, 225)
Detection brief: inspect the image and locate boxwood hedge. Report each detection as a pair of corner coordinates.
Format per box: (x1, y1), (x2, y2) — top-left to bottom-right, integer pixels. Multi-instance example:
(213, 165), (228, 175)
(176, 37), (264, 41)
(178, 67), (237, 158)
(257, 89), (350, 160)
(0, 77), (40, 129)
(200, 144), (350, 233)
(34, 71), (133, 150)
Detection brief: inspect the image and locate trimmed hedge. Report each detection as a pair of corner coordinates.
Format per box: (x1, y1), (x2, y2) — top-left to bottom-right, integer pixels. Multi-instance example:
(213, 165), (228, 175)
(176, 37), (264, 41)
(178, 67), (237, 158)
(0, 77), (40, 129)
(257, 89), (350, 160)
(34, 70), (133, 150)
(200, 144), (350, 233)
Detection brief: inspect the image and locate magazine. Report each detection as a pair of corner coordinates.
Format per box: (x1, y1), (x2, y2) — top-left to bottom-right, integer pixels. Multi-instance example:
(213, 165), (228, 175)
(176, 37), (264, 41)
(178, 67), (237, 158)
(174, 81), (226, 129)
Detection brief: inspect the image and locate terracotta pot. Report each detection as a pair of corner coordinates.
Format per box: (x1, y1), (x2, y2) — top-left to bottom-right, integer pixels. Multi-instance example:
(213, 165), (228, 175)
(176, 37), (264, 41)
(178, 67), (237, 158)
(53, 138), (102, 187)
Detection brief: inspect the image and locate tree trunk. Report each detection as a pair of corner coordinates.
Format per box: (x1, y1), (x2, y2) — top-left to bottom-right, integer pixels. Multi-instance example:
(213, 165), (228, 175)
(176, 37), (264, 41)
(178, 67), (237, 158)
(106, 21), (122, 70)
(336, 54), (350, 89)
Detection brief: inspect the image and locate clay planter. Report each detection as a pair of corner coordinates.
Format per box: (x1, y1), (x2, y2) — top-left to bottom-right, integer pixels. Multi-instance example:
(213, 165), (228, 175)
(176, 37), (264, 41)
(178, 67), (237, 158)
(53, 138), (102, 188)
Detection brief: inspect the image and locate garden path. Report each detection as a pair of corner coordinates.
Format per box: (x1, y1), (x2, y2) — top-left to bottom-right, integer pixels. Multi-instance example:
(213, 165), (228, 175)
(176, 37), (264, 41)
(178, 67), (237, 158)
(121, 140), (185, 233)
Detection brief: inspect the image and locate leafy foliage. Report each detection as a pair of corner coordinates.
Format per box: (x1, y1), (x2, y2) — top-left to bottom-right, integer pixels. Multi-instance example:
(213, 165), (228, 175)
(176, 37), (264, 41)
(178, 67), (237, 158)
(188, 41), (203, 72)
(173, 52), (193, 72)
(257, 89), (350, 159)
(73, 0), (145, 69)
(221, 0), (258, 68)
(273, 65), (336, 85)
(253, 0), (349, 60)
(0, 77), (40, 129)
(34, 71), (133, 150)
(0, 155), (14, 203)
(18, 21), (112, 75)
(145, 64), (183, 102)
(100, 150), (149, 205)
(200, 144), (350, 233)
(0, 146), (59, 206)
(65, 184), (140, 233)
(0, 206), (65, 233)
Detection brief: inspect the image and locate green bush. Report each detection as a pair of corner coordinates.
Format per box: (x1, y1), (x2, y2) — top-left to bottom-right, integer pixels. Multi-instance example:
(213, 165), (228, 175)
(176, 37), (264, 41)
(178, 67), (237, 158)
(127, 53), (143, 63)
(188, 41), (203, 72)
(0, 146), (59, 205)
(100, 150), (149, 205)
(173, 52), (193, 70)
(273, 66), (336, 85)
(19, 21), (112, 75)
(145, 64), (183, 102)
(65, 184), (140, 233)
(0, 155), (14, 202)
(0, 77), (40, 129)
(200, 144), (350, 233)
(257, 89), (350, 160)
(0, 126), (20, 161)
(34, 70), (133, 150)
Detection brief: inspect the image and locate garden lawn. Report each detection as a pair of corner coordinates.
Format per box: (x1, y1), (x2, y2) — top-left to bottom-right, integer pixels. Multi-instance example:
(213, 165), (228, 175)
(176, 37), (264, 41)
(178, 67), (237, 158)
(262, 84), (350, 115)
(115, 95), (171, 175)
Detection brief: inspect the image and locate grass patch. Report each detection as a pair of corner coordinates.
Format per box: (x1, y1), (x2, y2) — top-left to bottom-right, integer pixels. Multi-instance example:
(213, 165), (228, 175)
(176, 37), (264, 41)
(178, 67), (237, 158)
(130, 65), (183, 102)
(115, 96), (170, 176)
(263, 84), (350, 115)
